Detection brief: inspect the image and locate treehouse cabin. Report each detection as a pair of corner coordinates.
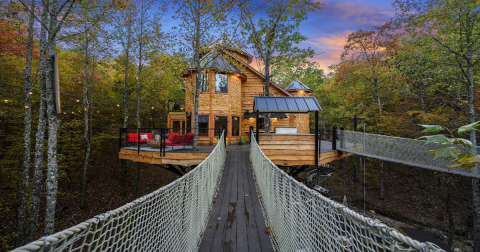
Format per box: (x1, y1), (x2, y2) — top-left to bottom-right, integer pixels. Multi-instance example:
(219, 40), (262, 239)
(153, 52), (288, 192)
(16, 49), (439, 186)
(119, 47), (352, 168)
(167, 47), (314, 145)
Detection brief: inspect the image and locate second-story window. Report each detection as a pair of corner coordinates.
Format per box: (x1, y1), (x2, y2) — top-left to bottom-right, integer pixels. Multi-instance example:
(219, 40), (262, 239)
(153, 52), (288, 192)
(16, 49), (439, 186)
(199, 72), (209, 92)
(215, 73), (228, 93)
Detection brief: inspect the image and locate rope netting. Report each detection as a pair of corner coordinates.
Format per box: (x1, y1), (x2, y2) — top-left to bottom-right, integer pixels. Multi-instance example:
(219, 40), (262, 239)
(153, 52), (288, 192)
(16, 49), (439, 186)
(337, 130), (480, 178)
(250, 132), (445, 252)
(12, 132), (227, 252)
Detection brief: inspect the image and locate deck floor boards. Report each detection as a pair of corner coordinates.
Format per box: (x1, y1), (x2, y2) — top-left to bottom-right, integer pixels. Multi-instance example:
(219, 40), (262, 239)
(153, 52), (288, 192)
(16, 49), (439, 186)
(199, 145), (273, 252)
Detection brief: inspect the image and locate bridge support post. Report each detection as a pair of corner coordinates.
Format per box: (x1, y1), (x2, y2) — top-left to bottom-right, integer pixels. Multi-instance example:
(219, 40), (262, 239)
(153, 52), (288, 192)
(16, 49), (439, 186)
(340, 127), (345, 149)
(315, 111), (319, 167)
(256, 110), (259, 144)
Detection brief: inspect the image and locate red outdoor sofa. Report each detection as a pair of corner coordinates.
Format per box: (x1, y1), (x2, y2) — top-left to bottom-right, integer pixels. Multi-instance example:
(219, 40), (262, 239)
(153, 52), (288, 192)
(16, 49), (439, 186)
(127, 132), (194, 148)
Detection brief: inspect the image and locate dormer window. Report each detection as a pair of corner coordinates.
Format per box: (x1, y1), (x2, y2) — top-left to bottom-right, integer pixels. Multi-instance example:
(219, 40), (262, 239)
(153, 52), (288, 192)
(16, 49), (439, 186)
(199, 72), (209, 92)
(215, 73), (228, 93)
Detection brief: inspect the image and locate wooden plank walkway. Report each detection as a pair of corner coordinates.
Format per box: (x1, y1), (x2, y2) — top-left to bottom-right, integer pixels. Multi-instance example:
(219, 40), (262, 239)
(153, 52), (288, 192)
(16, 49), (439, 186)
(199, 145), (274, 252)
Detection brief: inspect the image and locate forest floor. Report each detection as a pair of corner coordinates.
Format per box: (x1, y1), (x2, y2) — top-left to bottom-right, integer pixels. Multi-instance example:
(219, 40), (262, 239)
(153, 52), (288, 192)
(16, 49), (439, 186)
(296, 155), (474, 252)
(0, 148), (180, 251)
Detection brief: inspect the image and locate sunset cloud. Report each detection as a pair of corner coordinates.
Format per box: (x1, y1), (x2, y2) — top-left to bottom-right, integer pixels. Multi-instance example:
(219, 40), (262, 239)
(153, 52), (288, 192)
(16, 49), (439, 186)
(320, 0), (394, 26)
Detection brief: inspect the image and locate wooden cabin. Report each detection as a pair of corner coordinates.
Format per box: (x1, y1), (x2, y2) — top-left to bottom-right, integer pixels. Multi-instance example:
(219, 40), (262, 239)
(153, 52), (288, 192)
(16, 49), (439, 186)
(167, 48), (314, 145)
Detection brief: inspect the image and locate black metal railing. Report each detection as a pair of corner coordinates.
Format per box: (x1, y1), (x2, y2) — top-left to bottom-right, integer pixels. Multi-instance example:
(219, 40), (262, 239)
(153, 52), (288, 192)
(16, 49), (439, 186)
(119, 127), (224, 157)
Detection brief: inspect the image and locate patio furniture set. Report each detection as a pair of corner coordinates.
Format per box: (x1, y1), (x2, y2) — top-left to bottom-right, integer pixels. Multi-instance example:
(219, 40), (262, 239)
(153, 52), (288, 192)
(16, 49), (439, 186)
(126, 132), (194, 149)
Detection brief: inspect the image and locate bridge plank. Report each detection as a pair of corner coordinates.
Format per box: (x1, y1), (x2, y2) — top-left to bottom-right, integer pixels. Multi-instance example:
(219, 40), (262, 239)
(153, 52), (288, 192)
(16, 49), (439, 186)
(199, 145), (274, 252)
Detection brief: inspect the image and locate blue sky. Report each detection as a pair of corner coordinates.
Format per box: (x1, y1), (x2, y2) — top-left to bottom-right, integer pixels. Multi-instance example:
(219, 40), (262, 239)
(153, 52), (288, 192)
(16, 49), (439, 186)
(161, 0), (396, 73)
(298, 0), (396, 72)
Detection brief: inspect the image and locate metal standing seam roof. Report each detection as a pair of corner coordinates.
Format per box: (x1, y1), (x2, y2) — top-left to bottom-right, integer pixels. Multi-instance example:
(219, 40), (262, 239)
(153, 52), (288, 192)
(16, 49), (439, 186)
(285, 79), (313, 92)
(253, 96), (322, 113)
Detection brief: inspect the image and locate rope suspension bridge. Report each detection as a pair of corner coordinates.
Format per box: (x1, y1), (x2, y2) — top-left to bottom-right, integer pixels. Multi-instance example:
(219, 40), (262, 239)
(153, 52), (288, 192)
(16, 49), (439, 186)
(336, 130), (480, 179)
(12, 131), (450, 252)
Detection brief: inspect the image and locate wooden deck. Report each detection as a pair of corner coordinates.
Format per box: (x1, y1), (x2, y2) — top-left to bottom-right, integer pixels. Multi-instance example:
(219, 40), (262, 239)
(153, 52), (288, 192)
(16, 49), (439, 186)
(119, 145), (215, 166)
(199, 145), (273, 252)
(259, 134), (353, 166)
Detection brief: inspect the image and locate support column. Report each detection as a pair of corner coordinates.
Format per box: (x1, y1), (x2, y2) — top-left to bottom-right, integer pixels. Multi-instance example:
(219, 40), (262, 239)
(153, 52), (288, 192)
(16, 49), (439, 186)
(315, 111), (318, 167)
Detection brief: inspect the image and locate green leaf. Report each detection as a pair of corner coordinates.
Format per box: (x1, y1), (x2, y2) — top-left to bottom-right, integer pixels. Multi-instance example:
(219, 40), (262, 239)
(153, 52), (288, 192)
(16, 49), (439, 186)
(458, 121), (480, 135)
(419, 135), (449, 144)
(448, 138), (473, 148)
(455, 153), (474, 164)
(427, 147), (461, 160)
(419, 124), (444, 133)
(449, 163), (475, 169)
(467, 155), (480, 163)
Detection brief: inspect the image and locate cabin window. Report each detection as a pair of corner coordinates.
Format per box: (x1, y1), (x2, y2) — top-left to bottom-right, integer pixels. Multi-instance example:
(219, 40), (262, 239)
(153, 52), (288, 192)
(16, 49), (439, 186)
(199, 72), (209, 92)
(215, 116), (227, 136)
(215, 74), (228, 93)
(199, 116), (209, 136)
(232, 116), (239, 136)
(172, 121), (181, 133)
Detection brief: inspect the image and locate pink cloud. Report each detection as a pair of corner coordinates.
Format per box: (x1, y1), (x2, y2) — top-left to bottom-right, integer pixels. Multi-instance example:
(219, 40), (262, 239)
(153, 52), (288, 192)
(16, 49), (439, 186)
(320, 0), (394, 26)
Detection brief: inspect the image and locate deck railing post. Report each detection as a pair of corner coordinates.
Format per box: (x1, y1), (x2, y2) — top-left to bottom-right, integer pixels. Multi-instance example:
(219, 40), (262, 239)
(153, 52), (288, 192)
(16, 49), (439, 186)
(249, 126), (253, 143)
(340, 127), (345, 149)
(162, 128), (166, 157)
(137, 128), (140, 154)
(159, 128), (162, 157)
(315, 111), (319, 167)
(332, 127), (337, 150)
(256, 110), (259, 144)
(222, 126), (226, 146)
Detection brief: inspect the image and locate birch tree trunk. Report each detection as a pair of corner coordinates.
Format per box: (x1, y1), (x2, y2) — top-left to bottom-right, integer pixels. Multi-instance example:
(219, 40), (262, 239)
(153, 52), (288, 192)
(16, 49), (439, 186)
(192, 1), (201, 151)
(26, 4), (49, 241)
(15, 0), (36, 245)
(81, 33), (90, 208)
(44, 0), (60, 234)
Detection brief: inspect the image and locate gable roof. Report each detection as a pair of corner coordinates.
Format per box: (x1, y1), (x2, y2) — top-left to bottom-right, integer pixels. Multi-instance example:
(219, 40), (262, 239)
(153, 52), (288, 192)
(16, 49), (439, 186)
(285, 79), (313, 92)
(223, 50), (292, 97)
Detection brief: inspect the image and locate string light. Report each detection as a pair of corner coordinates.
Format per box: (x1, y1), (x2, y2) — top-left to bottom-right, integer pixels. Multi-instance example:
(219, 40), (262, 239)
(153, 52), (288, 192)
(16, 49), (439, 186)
(76, 99), (80, 102)
(25, 106), (29, 108)
(151, 107), (155, 109)
(4, 100), (8, 102)
(29, 92), (33, 95)
(117, 104), (120, 107)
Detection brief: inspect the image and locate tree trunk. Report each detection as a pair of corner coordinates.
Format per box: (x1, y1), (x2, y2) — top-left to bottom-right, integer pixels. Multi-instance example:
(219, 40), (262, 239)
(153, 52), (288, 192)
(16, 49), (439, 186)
(26, 4), (49, 241)
(263, 56), (271, 133)
(374, 77), (385, 200)
(81, 35), (90, 209)
(123, 11), (132, 129)
(192, 3), (201, 151)
(466, 55), (480, 251)
(15, 0), (36, 245)
(136, 0), (144, 129)
(44, 0), (60, 234)
(379, 161), (384, 200)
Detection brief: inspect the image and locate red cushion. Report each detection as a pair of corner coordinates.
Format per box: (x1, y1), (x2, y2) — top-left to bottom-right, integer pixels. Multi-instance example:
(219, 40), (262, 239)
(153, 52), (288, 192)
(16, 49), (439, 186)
(164, 141), (173, 145)
(187, 133), (194, 137)
(184, 135), (193, 144)
(172, 135), (186, 144)
(168, 132), (179, 141)
(126, 133), (153, 143)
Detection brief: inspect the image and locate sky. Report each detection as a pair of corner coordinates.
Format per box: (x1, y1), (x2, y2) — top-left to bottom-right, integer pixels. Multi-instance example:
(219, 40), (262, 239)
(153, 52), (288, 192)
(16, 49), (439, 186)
(161, 0), (397, 73)
(297, 0), (396, 72)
